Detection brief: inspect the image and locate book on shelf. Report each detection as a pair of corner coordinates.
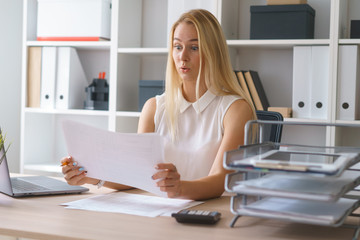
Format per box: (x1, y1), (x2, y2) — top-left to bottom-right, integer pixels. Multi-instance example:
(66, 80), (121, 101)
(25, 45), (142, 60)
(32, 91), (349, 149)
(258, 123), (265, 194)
(234, 70), (254, 105)
(244, 70), (270, 111)
(27, 47), (42, 108)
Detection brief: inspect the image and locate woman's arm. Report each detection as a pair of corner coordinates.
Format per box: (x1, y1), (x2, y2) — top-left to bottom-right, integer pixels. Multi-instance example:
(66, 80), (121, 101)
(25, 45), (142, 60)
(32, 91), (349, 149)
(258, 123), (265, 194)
(138, 97), (156, 133)
(153, 99), (253, 200)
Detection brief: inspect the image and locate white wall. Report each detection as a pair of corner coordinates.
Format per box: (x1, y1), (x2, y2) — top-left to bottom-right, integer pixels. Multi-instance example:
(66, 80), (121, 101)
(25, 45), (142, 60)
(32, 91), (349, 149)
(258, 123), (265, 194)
(0, 0), (23, 172)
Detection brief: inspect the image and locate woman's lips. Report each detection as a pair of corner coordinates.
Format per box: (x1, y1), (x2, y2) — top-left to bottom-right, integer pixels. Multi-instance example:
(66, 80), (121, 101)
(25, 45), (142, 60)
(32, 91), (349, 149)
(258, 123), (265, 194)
(180, 67), (190, 73)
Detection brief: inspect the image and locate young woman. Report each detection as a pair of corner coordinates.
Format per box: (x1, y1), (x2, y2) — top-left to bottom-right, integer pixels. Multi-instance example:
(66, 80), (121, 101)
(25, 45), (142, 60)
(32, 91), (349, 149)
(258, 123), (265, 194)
(61, 9), (256, 200)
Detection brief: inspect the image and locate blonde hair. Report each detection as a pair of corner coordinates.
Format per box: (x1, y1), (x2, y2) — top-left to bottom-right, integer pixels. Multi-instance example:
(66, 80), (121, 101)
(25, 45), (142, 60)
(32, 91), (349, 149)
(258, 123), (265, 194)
(165, 9), (256, 140)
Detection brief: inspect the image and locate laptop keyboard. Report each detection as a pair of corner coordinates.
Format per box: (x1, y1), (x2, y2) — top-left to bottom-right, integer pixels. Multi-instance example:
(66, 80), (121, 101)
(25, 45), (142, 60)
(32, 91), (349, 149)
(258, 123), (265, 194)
(11, 178), (49, 192)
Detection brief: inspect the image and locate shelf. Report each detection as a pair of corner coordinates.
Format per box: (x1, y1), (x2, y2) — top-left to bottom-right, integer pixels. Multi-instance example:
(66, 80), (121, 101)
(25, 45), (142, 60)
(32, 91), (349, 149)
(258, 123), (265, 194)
(116, 111), (141, 118)
(117, 48), (168, 55)
(227, 39), (331, 49)
(338, 39), (360, 44)
(27, 40), (111, 50)
(335, 120), (360, 125)
(24, 108), (110, 116)
(21, 0), (360, 175)
(284, 118), (331, 123)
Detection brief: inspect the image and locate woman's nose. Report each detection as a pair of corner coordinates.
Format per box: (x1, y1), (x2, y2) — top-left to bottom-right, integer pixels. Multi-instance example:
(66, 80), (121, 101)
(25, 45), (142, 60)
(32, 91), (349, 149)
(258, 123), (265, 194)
(180, 49), (189, 61)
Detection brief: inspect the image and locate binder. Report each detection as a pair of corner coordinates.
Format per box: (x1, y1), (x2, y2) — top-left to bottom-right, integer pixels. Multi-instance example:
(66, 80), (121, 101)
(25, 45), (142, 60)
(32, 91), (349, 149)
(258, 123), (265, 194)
(337, 45), (360, 120)
(55, 47), (88, 109)
(244, 70), (270, 111)
(27, 47), (42, 108)
(40, 47), (57, 109)
(235, 71), (253, 105)
(292, 46), (312, 118)
(310, 46), (329, 119)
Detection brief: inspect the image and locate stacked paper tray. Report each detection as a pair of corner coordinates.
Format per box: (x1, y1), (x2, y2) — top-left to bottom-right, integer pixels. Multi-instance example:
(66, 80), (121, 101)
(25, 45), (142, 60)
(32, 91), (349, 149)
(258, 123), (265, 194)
(230, 195), (360, 227)
(225, 171), (360, 202)
(224, 142), (360, 176)
(224, 142), (360, 227)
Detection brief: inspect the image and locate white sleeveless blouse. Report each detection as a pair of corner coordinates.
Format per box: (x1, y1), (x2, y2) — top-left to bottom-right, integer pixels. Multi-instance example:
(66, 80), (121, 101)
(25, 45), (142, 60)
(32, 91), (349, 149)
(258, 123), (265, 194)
(154, 91), (241, 180)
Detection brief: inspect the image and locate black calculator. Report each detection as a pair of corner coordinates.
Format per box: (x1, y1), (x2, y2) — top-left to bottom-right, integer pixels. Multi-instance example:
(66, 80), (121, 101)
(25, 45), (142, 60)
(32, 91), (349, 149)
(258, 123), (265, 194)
(171, 209), (221, 224)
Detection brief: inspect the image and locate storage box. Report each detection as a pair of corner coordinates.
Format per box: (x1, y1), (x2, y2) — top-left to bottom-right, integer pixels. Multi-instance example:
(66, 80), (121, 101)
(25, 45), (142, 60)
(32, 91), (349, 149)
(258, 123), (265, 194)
(267, 0), (307, 5)
(351, 20), (360, 39)
(37, 0), (111, 41)
(250, 4), (315, 39)
(138, 80), (165, 111)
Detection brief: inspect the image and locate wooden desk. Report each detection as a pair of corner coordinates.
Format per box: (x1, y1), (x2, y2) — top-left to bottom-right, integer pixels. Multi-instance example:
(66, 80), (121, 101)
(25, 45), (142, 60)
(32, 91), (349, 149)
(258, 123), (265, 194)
(0, 183), (358, 240)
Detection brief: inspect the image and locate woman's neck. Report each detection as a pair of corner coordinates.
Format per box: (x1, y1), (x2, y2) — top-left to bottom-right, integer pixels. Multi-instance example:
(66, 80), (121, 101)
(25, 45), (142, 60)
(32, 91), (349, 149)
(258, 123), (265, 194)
(182, 80), (207, 103)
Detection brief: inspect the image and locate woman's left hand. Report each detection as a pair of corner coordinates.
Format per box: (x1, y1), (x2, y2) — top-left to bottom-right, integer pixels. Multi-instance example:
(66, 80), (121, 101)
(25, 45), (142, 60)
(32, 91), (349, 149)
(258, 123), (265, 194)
(152, 163), (181, 198)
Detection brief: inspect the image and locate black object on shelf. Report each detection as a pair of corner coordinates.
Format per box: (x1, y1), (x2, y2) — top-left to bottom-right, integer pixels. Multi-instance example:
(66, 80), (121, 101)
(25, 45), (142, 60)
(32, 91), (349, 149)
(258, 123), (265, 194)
(250, 4), (315, 39)
(84, 76), (109, 111)
(350, 20), (360, 39)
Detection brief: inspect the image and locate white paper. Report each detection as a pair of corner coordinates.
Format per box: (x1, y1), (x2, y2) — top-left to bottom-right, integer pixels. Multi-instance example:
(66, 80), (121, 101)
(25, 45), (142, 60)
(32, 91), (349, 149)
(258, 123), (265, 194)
(241, 197), (359, 225)
(61, 192), (203, 217)
(62, 120), (166, 197)
(230, 170), (360, 201)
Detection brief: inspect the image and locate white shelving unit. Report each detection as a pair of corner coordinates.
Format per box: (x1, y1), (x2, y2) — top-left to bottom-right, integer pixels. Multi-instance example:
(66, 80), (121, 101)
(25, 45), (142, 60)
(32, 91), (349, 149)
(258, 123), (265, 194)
(20, 0), (360, 175)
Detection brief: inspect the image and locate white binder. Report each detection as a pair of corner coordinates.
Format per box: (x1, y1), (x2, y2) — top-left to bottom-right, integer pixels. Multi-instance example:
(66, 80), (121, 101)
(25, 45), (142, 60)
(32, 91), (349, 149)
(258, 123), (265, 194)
(292, 46), (329, 119)
(40, 47), (57, 109)
(310, 46), (329, 119)
(337, 45), (360, 120)
(292, 46), (312, 118)
(55, 47), (88, 110)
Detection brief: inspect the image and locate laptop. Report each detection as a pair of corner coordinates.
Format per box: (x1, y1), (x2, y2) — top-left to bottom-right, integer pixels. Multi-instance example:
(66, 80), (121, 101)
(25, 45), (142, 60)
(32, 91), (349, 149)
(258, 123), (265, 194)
(0, 139), (89, 197)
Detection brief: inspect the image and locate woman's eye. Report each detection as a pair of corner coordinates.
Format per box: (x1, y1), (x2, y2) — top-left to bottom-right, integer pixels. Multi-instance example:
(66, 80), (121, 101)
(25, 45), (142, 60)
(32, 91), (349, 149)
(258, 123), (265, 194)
(174, 45), (182, 50)
(191, 46), (199, 51)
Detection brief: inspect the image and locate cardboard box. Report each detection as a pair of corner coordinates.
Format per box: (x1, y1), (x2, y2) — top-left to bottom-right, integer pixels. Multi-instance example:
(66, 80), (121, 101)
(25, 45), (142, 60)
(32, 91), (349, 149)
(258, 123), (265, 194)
(37, 0), (111, 41)
(268, 107), (292, 118)
(250, 4), (315, 39)
(138, 80), (165, 111)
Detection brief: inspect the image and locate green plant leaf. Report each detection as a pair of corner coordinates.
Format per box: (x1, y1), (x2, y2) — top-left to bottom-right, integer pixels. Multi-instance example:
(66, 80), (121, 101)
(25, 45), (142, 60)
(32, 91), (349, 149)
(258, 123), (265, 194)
(0, 132), (11, 165)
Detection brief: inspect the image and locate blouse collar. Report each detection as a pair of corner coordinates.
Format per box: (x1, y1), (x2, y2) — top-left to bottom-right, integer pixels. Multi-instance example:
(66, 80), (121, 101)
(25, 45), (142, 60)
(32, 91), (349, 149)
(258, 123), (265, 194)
(179, 90), (217, 114)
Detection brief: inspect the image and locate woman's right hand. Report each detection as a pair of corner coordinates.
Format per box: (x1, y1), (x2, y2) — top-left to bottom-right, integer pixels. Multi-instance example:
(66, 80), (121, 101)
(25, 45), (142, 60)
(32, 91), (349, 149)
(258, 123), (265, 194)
(61, 156), (99, 186)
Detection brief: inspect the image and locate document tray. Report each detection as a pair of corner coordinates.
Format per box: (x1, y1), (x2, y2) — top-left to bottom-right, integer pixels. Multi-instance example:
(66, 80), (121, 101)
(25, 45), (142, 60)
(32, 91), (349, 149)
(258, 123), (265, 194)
(230, 196), (360, 227)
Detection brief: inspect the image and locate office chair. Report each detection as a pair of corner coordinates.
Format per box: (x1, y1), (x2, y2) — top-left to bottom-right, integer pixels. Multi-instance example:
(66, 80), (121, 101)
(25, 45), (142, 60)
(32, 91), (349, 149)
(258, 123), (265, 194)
(255, 110), (284, 143)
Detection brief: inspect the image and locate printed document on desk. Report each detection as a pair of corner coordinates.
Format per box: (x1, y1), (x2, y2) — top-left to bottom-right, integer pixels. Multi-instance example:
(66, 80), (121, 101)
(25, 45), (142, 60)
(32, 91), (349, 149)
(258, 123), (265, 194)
(62, 192), (203, 217)
(62, 120), (165, 197)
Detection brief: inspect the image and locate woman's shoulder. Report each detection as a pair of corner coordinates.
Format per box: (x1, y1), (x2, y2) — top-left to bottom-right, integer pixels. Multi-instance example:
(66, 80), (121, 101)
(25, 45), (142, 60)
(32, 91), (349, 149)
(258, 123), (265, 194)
(155, 93), (166, 109)
(217, 94), (242, 107)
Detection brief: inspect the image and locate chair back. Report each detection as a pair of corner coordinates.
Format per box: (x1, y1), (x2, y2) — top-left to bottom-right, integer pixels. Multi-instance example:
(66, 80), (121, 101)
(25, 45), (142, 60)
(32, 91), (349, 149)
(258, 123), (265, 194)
(255, 110), (283, 143)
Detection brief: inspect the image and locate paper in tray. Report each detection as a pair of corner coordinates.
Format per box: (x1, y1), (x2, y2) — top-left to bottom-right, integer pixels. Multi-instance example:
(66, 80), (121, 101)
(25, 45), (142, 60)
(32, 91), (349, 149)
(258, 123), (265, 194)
(223, 142), (360, 176)
(226, 170), (360, 202)
(231, 196), (360, 227)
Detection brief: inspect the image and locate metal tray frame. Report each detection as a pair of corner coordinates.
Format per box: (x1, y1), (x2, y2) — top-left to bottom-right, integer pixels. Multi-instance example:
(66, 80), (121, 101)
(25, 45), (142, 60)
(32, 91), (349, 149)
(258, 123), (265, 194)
(226, 120), (360, 240)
